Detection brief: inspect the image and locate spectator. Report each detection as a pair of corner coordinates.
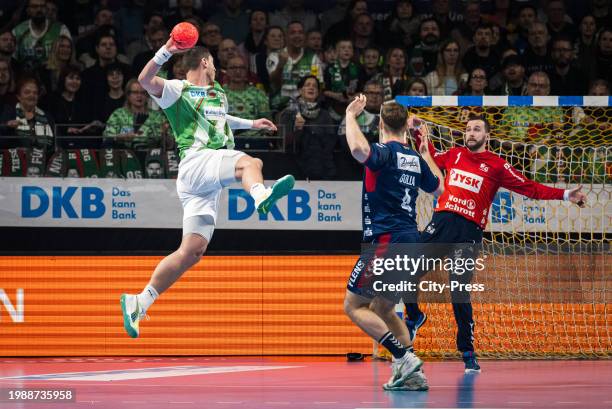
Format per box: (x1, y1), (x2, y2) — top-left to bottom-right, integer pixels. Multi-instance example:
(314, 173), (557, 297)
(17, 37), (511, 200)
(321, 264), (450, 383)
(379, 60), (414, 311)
(281, 76), (337, 179)
(545, 0), (578, 41)
(209, 0), (250, 44)
(462, 23), (501, 78)
(406, 17), (440, 77)
(549, 37), (587, 95)
(324, 39), (363, 121)
(200, 22), (223, 65)
(522, 21), (554, 76)
(41, 64), (88, 141)
(591, 27), (612, 83)
(12, 0), (71, 73)
(238, 10), (268, 68)
(268, 21), (323, 107)
(360, 46), (383, 81)
(166, 0), (200, 30)
(325, 0), (368, 46)
(382, 0), (422, 49)
(75, 8), (115, 62)
(451, 0), (484, 53)
(217, 38), (239, 85)
(0, 30), (20, 74)
(125, 11), (165, 63)
(514, 4), (537, 53)
(253, 25), (285, 92)
(103, 79), (165, 151)
(429, 0), (463, 38)
(575, 15), (597, 72)
(80, 34), (131, 112)
(503, 71), (563, 141)
(224, 56), (271, 144)
(306, 29), (324, 62)
(491, 54), (526, 95)
(115, 0), (147, 49)
(373, 47), (410, 101)
(96, 63), (126, 123)
(338, 80), (383, 143)
(592, 0), (612, 29)
(462, 67), (488, 95)
(169, 54), (188, 80)
(132, 28), (167, 77)
(320, 0), (351, 34)
(0, 78), (54, 153)
(401, 77), (428, 95)
(351, 13), (378, 62)
(0, 58), (17, 107)
(45, 0), (58, 24)
(424, 39), (467, 95)
(39, 35), (79, 95)
(270, 0), (319, 33)
(483, 0), (511, 28)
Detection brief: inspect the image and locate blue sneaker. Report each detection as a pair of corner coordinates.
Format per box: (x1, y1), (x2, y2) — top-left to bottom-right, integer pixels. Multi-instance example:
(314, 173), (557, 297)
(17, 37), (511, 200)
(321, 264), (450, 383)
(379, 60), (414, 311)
(405, 311), (427, 343)
(462, 351), (481, 373)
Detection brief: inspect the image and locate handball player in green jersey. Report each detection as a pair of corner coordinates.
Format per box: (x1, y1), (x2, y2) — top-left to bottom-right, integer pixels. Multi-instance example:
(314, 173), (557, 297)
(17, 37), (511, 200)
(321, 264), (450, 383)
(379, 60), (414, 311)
(121, 36), (295, 338)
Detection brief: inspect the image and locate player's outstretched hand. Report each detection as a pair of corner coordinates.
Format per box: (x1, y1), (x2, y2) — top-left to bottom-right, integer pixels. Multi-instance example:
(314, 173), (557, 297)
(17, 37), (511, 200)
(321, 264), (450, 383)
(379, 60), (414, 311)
(407, 114), (422, 130)
(346, 94), (366, 117)
(568, 185), (587, 208)
(419, 132), (431, 156)
(164, 37), (190, 54)
(253, 118), (277, 132)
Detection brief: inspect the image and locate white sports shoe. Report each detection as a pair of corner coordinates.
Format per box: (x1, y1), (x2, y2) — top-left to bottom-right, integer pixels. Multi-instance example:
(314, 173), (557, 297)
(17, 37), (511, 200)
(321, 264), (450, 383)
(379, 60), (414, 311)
(120, 294), (144, 338)
(383, 352), (423, 389)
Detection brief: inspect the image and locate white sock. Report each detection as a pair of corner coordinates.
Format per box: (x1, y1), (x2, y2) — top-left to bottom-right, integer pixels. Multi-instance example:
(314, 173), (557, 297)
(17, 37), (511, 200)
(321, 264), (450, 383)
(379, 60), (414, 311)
(249, 183), (267, 202)
(136, 285), (159, 313)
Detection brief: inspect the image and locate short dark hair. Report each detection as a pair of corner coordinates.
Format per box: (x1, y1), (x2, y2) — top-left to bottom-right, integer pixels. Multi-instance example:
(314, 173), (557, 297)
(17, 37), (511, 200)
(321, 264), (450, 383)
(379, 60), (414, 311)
(380, 101), (408, 134)
(58, 64), (82, 92)
(287, 20), (304, 30)
(467, 113), (490, 132)
(297, 75), (320, 90)
(183, 46), (212, 71)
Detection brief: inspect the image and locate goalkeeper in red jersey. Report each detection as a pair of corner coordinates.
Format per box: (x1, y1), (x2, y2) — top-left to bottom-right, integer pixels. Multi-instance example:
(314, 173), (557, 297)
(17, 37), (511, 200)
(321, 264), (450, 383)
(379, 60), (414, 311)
(405, 113), (587, 373)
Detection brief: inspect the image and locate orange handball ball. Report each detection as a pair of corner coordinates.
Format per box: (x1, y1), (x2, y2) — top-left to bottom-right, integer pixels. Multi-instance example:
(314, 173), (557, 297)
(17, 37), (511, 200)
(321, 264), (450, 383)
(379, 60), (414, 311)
(171, 22), (199, 49)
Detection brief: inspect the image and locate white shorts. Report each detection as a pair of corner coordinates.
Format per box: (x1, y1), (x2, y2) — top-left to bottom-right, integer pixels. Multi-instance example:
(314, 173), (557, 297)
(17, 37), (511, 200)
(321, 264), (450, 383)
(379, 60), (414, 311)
(176, 148), (246, 225)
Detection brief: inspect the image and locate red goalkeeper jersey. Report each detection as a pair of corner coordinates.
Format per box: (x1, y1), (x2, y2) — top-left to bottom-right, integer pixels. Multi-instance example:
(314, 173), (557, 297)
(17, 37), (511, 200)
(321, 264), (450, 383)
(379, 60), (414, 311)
(418, 135), (565, 229)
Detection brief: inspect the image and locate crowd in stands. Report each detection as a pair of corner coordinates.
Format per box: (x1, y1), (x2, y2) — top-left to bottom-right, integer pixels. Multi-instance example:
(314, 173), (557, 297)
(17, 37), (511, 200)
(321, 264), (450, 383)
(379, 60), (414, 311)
(0, 0), (610, 180)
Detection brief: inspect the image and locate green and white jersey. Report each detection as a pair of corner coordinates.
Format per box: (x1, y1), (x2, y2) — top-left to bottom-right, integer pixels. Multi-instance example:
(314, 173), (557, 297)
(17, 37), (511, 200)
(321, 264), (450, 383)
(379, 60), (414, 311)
(152, 79), (237, 159)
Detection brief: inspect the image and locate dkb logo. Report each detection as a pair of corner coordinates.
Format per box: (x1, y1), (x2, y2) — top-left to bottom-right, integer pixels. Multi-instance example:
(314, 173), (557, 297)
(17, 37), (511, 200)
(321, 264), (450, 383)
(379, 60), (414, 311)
(228, 189), (311, 221)
(21, 186), (106, 218)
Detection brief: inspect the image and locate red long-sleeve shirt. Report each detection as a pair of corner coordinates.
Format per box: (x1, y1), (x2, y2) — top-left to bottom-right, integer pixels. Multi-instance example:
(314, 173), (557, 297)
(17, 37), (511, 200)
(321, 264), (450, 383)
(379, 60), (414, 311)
(416, 134), (565, 229)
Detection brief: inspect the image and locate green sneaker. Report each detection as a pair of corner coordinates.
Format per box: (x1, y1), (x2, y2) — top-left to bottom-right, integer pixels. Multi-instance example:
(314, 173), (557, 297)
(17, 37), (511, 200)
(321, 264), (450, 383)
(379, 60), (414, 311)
(120, 294), (142, 338)
(256, 175), (295, 215)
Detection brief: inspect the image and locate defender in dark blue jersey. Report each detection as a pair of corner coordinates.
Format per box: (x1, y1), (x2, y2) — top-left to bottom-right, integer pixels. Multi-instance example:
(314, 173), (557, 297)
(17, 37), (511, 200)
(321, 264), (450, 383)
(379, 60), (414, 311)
(343, 95), (444, 391)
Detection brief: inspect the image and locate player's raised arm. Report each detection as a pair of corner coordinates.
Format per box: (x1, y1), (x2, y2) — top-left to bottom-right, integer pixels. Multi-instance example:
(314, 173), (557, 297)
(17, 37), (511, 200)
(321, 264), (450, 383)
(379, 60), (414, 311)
(500, 161), (587, 207)
(418, 124), (444, 197)
(138, 38), (184, 98)
(345, 94), (370, 163)
(408, 114), (449, 170)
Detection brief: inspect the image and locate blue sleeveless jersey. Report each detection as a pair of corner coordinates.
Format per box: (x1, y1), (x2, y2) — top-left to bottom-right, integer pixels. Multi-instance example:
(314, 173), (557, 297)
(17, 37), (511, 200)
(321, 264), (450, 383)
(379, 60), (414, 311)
(362, 141), (439, 241)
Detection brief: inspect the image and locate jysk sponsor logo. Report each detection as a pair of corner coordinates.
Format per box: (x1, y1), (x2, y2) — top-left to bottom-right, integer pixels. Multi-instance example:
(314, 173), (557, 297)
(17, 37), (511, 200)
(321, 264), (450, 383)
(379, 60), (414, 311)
(449, 168), (483, 193)
(396, 153), (421, 173)
(21, 186), (136, 220)
(228, 189), (343, 223)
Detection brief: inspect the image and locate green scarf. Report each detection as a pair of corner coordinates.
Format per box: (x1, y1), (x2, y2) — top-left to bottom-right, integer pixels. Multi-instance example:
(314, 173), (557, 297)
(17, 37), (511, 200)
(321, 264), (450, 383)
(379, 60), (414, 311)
(121, 150), (143, 178)
(98, 148), (122, 178)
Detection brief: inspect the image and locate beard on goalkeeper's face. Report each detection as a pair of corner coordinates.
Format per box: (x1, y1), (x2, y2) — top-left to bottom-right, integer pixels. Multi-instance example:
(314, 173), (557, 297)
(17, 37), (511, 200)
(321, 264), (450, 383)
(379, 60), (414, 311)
(466, 135), (487, 151)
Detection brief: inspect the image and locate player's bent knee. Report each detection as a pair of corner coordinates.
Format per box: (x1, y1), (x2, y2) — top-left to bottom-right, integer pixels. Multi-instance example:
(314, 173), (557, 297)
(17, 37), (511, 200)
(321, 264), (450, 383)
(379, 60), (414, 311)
(343, 291), (368, 318)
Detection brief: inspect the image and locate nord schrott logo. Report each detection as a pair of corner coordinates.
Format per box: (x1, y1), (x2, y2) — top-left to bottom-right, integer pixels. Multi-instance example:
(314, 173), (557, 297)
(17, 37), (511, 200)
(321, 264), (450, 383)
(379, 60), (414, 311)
(21, 186), (105, 218)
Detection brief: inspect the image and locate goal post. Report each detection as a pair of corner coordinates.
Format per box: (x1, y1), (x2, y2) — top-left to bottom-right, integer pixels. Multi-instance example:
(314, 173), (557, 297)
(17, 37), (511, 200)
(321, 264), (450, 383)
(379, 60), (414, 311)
(374, 95), (611, 359)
